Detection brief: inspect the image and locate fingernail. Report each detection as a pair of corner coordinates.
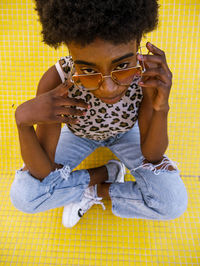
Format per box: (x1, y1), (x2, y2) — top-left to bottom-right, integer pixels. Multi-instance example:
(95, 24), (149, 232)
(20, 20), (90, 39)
(148, 42), (153, 47)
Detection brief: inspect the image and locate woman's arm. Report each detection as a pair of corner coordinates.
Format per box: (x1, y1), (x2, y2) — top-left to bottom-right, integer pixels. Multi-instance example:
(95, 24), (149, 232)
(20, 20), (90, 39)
(137, 42), (172, 163)
(15, 124), (57, 180)
(15, 65), (63, 180)
(33, 65), (63, 167)
(15, 64), (89, 180)
(138, 100), (169, 163)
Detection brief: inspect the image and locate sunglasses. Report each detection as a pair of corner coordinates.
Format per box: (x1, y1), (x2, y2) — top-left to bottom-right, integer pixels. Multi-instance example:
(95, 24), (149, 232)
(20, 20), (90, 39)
(70, 46), (146, 91)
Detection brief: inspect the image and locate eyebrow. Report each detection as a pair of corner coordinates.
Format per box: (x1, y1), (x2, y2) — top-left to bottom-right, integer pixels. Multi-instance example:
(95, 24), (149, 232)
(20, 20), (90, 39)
(74, 52), (134, 66)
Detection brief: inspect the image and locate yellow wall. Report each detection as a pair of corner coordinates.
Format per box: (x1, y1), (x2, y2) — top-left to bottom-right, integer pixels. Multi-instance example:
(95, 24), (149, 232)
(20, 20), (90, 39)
(0, 0), (199, 265)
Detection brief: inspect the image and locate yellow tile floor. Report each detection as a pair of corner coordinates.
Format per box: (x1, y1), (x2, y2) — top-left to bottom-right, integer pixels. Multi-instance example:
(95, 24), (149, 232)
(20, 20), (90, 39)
(0, 0), (200, 265)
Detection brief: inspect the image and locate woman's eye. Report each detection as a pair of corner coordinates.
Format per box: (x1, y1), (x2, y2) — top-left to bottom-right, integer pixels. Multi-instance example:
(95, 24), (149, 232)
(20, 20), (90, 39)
(115, 63), (129, 70)
(81, 68), (96, 74)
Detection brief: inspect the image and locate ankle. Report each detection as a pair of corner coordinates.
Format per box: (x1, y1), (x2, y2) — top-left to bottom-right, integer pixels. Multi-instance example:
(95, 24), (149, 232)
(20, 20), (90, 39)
(97, 183), (111, 199)
(88, 166), (108, 186)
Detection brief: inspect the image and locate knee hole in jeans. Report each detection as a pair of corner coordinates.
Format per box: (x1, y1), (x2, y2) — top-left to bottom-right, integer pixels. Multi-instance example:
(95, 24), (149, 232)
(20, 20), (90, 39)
(142, 158), (176, 171)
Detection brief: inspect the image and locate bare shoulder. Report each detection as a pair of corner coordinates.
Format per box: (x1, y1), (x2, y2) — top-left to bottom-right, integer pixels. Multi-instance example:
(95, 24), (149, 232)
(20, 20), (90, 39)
(36, 64), (63, 96)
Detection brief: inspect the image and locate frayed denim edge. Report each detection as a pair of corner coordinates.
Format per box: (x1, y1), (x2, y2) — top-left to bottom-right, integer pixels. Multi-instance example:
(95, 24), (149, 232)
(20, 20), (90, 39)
(131, 155), (180, 176)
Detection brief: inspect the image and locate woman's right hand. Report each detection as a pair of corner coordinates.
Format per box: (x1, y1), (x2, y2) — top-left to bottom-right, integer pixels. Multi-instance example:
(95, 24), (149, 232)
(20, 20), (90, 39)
(15, 81), (89, 127)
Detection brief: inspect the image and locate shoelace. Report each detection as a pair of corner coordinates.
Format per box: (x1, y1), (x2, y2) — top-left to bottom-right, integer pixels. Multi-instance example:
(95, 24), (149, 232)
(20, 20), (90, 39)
(83, 190), (106, 213)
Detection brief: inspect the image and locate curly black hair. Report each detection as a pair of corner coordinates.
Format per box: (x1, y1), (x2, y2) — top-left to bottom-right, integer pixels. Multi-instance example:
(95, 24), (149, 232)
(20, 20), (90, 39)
(34, 0), (159, 49)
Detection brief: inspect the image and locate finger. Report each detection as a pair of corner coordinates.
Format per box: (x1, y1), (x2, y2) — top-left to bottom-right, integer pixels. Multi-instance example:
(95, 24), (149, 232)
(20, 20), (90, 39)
(138, 59), (158, 75)
(139, 78), (171, 93)
(54, 80), (74, 96)
(138, 42), (172, 71)
(138, 53), (173, 78)
(138, 53), (164, 66)
(57, 97), (90, 109)
(146, 42), (166, 57)
(56, 106), (87, 117)
(147, 43), (174, 76)
(56, 115), (80, 125)
(141, 67), (170, 84)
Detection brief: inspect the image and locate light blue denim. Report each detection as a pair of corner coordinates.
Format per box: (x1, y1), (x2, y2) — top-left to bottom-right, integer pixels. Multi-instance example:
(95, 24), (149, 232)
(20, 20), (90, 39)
(10, 121), (188, 220)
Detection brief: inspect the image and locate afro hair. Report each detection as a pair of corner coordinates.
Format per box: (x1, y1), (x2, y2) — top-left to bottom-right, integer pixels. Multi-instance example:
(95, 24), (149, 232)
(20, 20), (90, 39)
(34, 0), (159, 49)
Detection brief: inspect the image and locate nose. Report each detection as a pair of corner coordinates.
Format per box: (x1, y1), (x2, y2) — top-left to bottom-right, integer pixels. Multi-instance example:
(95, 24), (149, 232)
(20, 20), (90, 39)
(99, 76), (118, 93)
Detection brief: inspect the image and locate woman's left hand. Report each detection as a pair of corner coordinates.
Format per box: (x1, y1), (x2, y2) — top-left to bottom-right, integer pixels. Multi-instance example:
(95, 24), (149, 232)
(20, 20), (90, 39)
(137, 42), (172, 112)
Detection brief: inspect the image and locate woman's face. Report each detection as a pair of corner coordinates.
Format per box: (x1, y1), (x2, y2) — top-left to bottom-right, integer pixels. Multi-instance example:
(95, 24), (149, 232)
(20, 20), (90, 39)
(68, 38), (138, 104)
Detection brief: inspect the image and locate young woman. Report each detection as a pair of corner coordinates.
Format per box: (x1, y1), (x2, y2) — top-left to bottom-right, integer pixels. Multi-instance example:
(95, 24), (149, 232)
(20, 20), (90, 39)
(10, 0), (187, 227)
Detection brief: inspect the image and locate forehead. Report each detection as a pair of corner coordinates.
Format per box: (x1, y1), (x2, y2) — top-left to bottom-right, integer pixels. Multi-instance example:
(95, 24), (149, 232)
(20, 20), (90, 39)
(68, 38), (137, 63)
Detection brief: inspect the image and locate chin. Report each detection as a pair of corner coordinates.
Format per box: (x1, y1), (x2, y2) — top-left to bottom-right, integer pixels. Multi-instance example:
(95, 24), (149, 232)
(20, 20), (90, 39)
(98, 87), (128, 104)
(101, 96), (122, 104)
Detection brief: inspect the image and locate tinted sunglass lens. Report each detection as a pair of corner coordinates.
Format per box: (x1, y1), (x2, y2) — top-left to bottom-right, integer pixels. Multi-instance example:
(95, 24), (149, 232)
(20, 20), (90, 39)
(112, 67), (141, 85)
(72, 74), (102, 90)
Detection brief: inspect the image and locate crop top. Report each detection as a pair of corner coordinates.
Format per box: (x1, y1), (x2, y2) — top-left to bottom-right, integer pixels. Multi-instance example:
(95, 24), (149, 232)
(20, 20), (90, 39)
(55, 56), (143, 141)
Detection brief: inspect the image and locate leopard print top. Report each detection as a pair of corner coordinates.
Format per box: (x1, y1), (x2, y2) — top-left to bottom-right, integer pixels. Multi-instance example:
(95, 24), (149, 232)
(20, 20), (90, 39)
(55, 56), (143, 141)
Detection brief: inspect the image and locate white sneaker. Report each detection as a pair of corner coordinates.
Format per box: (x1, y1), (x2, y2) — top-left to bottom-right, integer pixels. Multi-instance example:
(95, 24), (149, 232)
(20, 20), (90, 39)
(62, 160), (125, 228)
(62, 185), (105, 228)
(105, 159), (126, 183)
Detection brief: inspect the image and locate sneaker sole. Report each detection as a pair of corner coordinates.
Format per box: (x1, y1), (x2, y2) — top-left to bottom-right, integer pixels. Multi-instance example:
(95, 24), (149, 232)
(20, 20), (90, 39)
(62, 203), (80, 228)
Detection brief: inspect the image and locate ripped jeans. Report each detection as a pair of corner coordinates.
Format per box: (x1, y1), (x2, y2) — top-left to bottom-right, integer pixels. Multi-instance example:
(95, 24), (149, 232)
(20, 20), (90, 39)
(10, 121), (188, 220)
